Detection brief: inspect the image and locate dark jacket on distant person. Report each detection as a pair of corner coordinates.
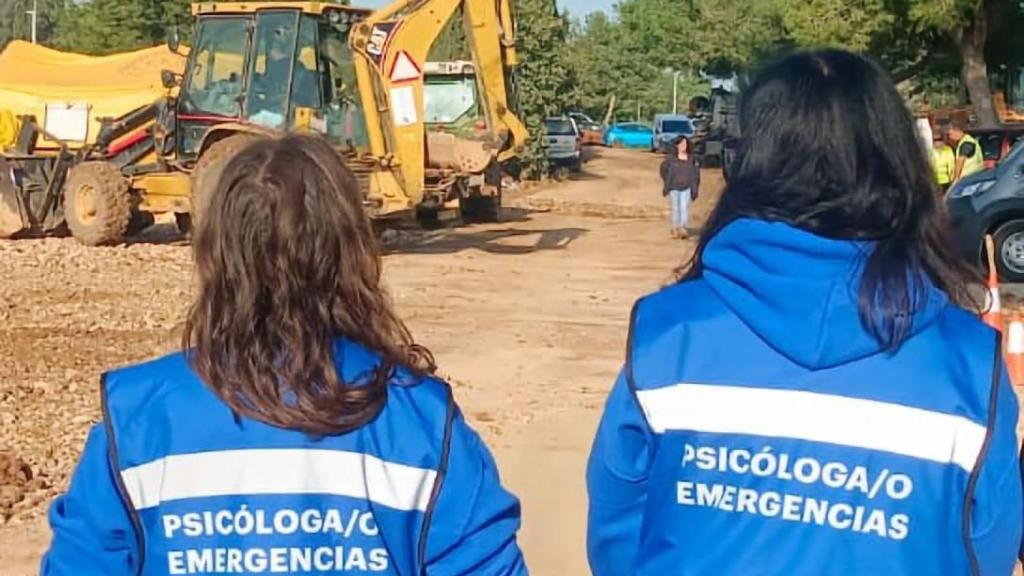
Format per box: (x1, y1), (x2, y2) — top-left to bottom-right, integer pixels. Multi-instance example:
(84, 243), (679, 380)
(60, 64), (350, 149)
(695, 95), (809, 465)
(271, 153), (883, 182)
(660, 156), (700, 198)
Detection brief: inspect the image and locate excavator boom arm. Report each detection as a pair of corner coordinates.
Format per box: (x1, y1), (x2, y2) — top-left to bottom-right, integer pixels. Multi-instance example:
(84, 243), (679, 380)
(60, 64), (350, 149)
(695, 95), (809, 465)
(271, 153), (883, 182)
(350, 0), (527, 205)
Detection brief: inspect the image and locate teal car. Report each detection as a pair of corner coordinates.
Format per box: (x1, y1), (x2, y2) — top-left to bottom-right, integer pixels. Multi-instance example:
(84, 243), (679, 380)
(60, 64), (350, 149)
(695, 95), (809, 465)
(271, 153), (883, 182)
(603, 122), (654, 149)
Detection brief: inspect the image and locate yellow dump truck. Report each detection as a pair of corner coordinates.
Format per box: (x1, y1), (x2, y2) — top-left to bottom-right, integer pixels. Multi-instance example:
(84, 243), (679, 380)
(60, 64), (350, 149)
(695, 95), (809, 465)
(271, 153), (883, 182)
(0, 0), (528, 245)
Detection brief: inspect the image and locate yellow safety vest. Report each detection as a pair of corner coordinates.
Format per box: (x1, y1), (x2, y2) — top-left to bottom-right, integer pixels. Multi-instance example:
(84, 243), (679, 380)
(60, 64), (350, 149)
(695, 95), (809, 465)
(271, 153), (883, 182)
(930, 145), (955, 185)
(956, 133), (984, 178)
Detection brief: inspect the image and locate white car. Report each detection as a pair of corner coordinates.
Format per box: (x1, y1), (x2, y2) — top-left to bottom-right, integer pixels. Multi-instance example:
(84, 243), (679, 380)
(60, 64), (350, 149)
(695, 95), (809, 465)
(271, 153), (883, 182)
(544, 117), (582, 172)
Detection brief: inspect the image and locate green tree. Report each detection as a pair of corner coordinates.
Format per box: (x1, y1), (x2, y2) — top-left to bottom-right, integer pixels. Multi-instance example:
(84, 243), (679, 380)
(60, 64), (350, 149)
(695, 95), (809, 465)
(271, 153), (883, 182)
(904, 0), (1001, 126)
(53, 0), (188, 54)
(0, 0), (65, 50)
(778, 0), (893, 52)
(516, 0), (577, 177)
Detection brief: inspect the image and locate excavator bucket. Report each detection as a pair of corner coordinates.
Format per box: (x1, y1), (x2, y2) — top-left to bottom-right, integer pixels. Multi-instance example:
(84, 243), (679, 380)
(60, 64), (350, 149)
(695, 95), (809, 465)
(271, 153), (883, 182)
(0, 159), (25, 238)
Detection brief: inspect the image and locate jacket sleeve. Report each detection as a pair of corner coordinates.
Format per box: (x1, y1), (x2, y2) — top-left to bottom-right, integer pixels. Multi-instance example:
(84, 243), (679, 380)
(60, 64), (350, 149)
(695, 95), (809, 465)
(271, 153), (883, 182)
(969, 366), (1023, 576)
(586, 371), (654, 576)
(41, 424), (137, 576)
(424, 408), (527, 575)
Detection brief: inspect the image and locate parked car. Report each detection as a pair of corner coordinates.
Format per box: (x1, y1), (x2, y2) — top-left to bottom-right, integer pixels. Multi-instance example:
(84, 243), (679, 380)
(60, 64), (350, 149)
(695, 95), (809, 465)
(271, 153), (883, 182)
(652, 113), (695, 153)
(603, 122), (654, 149)
(544, 116), (582, 172)
(568, 112), (605, 146)
(971, 127), (1024, 169)
(947, 139), (1024, 281)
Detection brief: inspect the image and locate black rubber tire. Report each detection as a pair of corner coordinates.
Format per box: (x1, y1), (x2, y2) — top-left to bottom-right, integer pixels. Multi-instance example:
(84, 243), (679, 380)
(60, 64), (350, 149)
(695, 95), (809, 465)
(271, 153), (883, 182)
(416, 207), (443, 230)
(174, 212), (193, 235)
(461, 193), (501, 223)
(63, 162), (131, 246)
(993, 220), (1024, 283)
(190, 134), (261, 229)
(126, 211), (155, 236)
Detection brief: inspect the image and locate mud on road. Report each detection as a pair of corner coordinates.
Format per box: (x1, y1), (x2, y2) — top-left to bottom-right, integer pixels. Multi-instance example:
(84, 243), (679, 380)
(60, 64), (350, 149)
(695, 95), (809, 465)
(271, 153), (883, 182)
(0, 147), (713, 575)
(3, 145), (1024, 576)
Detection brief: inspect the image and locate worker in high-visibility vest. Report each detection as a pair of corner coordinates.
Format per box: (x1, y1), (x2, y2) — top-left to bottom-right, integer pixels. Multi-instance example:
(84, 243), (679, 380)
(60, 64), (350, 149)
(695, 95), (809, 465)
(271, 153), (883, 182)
(947, 121), (985, 184)
(929, 132), (955, 193)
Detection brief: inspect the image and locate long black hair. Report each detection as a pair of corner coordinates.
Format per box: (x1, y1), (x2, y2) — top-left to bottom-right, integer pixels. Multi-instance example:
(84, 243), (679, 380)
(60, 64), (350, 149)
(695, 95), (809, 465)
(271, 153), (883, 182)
(682, 50), (980, 349)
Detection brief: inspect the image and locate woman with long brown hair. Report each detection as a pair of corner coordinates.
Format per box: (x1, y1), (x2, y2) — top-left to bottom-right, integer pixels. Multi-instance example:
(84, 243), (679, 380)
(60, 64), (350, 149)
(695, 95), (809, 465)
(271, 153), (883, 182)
(42, 134), (528, 575)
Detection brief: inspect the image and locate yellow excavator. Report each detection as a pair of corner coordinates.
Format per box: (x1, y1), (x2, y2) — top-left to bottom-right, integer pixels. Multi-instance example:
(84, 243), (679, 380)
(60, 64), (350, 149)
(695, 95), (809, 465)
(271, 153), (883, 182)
(0, 0), (528, 244)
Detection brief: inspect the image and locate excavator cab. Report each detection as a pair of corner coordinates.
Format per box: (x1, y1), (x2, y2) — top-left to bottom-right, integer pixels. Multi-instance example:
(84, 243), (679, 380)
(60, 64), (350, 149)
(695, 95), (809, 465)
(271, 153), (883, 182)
(424, 61), (487, 138)
(175, 4), (370, 160)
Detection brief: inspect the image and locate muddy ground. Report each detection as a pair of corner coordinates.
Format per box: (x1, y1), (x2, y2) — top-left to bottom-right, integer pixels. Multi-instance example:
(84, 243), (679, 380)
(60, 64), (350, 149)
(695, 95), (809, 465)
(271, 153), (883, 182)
(0, 146), (1020, 576)
(0, 147), (711, 575)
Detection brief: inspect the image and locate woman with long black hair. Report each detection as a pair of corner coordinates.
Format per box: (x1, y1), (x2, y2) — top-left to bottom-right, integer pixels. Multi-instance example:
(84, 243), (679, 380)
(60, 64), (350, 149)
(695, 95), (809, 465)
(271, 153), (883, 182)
(42, 135), (528, 575)
(588, 50), (1022, 575)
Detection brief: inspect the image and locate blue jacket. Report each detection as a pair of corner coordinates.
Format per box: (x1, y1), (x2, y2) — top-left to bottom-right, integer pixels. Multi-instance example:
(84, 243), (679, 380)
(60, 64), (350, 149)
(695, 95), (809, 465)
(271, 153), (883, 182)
(43, 338), (527, 576)
(587, 218), (1023, 576)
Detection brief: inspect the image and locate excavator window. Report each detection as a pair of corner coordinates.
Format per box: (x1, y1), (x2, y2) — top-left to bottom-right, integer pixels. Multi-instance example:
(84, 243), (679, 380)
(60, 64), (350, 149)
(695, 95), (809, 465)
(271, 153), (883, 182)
(283, 14), (323, 114)
(181, 17), (248, 118)
(246, 10), (301, 128)
(424, 73), (480, 125)
(1008, 67), (1024, 114)
(318, 12), (368, 150)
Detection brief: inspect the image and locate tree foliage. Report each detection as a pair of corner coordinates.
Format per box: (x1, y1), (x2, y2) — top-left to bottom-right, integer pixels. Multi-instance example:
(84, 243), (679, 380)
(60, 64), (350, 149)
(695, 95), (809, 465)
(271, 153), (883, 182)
(0, 0), (190, 54)
(52, 0), (189, 54)
(514, 0), (577, 177)
(0, 0), (65, 48)
(566, 0), (1024, 127)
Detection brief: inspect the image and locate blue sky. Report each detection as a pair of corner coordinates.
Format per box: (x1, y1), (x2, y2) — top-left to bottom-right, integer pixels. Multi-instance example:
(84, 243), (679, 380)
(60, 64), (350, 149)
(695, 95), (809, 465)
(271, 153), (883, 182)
(358, 0), (615, 16)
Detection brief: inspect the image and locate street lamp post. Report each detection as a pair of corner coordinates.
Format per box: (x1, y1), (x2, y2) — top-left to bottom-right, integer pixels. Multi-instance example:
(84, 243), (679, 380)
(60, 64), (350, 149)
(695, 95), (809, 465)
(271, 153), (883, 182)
(26, 0), (38, 44)
(672, 70), (683, 115)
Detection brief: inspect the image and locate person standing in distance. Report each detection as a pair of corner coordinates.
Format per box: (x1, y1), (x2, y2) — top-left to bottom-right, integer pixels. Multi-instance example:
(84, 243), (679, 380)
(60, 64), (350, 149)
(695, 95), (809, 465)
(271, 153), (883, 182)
(930, 130), (956, 194)
(660, 135), (700, 239)
(42, 135), (528, 576)
(588, 50), (1022, 576)
(947, 120), (985, 185)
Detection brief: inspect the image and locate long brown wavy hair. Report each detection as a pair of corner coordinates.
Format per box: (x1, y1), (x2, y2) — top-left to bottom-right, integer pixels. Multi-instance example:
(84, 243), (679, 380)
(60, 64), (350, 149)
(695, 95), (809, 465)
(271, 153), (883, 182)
(183, 134), (435, 436)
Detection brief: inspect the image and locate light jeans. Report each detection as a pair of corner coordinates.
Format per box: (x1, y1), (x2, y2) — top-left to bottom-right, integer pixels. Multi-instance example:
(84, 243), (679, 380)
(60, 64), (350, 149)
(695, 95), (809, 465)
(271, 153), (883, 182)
(669, 188), (691, 231)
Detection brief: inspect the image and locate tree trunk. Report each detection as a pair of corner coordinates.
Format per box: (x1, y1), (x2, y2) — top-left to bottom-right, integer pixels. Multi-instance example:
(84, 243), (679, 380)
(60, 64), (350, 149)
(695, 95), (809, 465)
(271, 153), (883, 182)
(602, 94), (616, 126)
(956, 0), (1000, 128)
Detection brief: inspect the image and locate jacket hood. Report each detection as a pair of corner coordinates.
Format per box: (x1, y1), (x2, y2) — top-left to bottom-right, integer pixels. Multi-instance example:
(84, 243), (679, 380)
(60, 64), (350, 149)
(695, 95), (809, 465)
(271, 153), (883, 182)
(701, 218), (947, 369)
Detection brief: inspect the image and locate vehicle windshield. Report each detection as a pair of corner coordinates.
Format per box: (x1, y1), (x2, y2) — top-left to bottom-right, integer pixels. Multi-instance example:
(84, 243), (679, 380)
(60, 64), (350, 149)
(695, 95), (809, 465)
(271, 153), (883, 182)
(246, 10), (306, 128)
(181, 17), (248, 117)
(662, 120), (692, 133)
(319, 10), (368, 149)
(546, 119), (575, 135)
(998, 138), (1024, 177)
(1007, 67), (1024, 114)
(425, 75), (478, 124)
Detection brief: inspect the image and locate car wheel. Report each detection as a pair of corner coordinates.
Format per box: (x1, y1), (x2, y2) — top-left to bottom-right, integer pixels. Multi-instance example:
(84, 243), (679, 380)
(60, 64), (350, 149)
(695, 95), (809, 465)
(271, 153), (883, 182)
(993, 220), (1024, 282)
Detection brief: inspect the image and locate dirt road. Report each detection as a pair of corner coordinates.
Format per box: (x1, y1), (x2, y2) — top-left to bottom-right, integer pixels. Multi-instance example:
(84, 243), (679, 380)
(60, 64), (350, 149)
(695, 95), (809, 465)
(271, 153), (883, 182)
(0, 147), (717, 575)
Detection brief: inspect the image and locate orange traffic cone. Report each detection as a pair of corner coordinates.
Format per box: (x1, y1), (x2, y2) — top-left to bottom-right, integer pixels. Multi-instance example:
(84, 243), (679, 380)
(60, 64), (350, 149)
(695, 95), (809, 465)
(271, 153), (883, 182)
(1007, 313), (1024, 386)
(983, 235), (1003, 332)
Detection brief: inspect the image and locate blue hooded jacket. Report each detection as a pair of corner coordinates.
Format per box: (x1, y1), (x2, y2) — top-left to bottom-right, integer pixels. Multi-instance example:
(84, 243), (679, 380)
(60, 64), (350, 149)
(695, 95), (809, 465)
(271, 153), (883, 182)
(42, 338), (527, 576)
(587, 218), (1022, 575)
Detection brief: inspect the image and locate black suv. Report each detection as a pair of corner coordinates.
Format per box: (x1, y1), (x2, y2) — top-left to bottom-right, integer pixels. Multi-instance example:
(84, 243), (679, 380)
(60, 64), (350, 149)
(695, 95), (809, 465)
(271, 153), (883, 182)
(947, 140), (1024, 281)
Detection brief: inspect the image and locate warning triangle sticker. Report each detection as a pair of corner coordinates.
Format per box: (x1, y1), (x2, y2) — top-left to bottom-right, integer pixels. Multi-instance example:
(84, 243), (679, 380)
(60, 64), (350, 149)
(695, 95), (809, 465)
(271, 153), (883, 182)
(389, 51), (422, 83)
